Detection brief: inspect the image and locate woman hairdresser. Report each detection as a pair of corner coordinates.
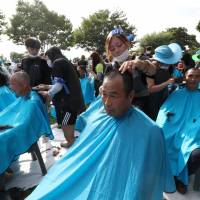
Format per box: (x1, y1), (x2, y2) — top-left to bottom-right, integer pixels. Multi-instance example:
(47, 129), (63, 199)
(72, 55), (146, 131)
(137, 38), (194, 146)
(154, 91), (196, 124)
(105, 28), (156, 114)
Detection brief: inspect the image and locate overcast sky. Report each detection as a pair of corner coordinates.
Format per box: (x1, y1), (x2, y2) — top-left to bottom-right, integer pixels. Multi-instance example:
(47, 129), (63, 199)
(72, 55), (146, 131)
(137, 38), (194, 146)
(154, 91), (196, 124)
(0, 0), (200, 59)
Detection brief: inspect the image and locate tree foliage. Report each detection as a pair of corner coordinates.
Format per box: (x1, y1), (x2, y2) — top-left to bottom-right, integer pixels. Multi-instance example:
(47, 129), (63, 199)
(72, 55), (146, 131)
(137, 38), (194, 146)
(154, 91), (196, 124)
(196, 21), (200, 33)
(0, 11), (6, 38)
(0, 54), (8, 63)
(10, 51), (24, 63)
(6, 0), (73, 50)
(140, 27), (200, 52)
(139, 32), (172, 51)
(74, 9), (136, 55)
(166, 27), (199, 50)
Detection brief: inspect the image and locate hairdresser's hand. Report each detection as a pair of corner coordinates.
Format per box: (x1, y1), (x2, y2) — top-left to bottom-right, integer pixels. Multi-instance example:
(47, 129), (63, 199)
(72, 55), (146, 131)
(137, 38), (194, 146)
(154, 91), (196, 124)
(119, 60), (137, 74)
(166, 78), (175, 85)
(33, 84), (51, 91)
(38, 91), (51, 102)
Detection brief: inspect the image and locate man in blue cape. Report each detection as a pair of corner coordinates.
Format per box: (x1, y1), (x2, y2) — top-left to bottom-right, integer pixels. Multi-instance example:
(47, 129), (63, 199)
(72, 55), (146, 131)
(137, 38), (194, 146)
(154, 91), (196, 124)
(156, 68), (200, 194)
(0, 66), (16, 111)
(27, 71), (175, 200)
(0, 71), (53, 175)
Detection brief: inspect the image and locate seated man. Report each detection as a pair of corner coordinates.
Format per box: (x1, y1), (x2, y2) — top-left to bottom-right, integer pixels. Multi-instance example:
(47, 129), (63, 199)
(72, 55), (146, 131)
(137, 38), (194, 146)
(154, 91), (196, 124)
(0, 71), (53, 175)
(156, 68), (200, 194)
(27, 71), (174, 200)
(0, 67), (16, 111)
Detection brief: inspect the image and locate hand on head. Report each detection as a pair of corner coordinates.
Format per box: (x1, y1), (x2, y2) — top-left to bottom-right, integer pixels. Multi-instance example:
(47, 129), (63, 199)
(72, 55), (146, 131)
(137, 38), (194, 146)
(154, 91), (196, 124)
(119, 60), (137, 74)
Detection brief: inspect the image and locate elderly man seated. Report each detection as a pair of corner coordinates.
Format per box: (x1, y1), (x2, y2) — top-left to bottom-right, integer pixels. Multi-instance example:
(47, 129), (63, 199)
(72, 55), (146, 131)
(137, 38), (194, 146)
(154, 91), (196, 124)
(27, 70), (174, 200)
(0, 71), (53, 182)
(156, 68), (200, 194)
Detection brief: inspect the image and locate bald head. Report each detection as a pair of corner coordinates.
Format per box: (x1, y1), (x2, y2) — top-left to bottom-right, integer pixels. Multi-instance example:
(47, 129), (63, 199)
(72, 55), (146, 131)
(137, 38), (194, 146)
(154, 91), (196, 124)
(9, 71), (31, 96)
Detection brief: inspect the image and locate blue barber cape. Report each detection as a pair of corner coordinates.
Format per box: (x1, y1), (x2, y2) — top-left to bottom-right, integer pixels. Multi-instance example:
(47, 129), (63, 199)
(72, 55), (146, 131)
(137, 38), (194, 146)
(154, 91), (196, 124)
(0, 86), (16, 111)
(0, 91), (53, 174)
(80, 77), (95, 105)
(27, 99), (175, 200)
(156, 87), (200, 185)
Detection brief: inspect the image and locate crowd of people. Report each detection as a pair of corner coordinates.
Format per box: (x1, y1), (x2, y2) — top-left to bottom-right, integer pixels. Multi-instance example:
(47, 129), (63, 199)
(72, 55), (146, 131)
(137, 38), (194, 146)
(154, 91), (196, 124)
(0, 28), (200, 199)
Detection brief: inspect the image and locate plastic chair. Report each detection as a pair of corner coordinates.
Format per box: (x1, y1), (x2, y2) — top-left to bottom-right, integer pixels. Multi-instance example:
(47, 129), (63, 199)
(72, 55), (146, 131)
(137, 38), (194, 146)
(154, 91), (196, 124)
(28, 142), (47, 176)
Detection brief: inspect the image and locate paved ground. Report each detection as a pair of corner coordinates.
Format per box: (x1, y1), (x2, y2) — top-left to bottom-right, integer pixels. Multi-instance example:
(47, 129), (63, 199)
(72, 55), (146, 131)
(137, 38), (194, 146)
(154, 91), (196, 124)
(4, 124), (200, 199)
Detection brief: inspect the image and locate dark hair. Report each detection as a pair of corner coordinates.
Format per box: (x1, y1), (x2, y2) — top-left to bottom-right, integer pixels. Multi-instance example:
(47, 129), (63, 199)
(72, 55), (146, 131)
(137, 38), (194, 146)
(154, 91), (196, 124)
(104, 70), (133, 94)
(25, 37), (41, 49)
(0, 67), (9, 86)
(45, 46), (65, 62)
(185, 67), (200, 75)
(146, 46), (152, 51)
(90, 51), (104, 73)
(77, 65), (87, 76)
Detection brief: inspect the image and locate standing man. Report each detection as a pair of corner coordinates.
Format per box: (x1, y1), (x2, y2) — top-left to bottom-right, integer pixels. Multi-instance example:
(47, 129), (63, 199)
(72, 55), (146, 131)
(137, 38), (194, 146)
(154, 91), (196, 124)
(20, 37), (51, 87)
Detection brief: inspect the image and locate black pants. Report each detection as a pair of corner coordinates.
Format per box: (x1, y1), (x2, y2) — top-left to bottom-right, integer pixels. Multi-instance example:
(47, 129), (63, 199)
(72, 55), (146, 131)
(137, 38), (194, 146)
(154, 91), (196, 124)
(188, 148), (200, 175)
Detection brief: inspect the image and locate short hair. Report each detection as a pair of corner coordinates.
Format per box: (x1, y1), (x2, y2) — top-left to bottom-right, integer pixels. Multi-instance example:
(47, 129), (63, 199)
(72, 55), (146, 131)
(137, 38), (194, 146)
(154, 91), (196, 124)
(12, 71), (30, 85)
(185, 67), (200, 75)
(25, 37), (41, 49)
(81, 55), (85, 60)
(104, 70), (133, 94)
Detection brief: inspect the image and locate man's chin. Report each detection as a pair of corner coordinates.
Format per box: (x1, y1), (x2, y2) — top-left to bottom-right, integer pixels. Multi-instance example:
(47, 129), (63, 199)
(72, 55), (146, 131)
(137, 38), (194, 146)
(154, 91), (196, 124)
(105, 109), (115, 116)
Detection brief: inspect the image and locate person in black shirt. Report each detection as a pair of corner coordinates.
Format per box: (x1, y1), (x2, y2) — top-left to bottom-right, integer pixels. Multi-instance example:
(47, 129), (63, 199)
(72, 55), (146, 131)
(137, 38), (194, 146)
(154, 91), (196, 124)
(20, 37), (51, 87)
(78, 55), (88, 70)
(146, 43), (183, 120)
(35, 47), (85, 148)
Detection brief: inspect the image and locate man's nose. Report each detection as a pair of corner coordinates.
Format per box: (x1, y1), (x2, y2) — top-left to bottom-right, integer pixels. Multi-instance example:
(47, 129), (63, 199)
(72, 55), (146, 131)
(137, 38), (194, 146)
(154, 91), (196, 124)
(105, 97), (112, 106)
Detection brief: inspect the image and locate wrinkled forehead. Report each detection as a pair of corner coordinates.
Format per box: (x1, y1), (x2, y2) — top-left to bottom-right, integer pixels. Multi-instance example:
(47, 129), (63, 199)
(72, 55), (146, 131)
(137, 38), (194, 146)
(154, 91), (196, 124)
(102, 76), (124, 91)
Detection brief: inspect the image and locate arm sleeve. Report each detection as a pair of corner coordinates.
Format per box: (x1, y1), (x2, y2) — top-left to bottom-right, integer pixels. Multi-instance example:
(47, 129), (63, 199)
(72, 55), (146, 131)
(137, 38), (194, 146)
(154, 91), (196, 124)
(48, 82), (63, 98)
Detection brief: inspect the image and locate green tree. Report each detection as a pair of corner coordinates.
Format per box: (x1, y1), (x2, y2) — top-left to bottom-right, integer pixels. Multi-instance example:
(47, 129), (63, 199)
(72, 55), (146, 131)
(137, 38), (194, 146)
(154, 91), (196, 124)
(0, 54), (9, 64)
(0, 10), (6, 39)
(139, 31), (172, 51)
(140, 27), (200, 52)
(10, 52), (24, 63)
(74, 9), (136, 55)
(166, 27), (199, 50)
(196, 21), (200, 33)
(6, 0), (73, 50)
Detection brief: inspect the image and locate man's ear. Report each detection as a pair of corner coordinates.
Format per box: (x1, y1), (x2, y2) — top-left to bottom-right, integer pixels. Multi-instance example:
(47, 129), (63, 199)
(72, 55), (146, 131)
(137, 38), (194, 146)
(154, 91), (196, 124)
(128, 90), (134, 102)
(99, 86), (103, 95)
